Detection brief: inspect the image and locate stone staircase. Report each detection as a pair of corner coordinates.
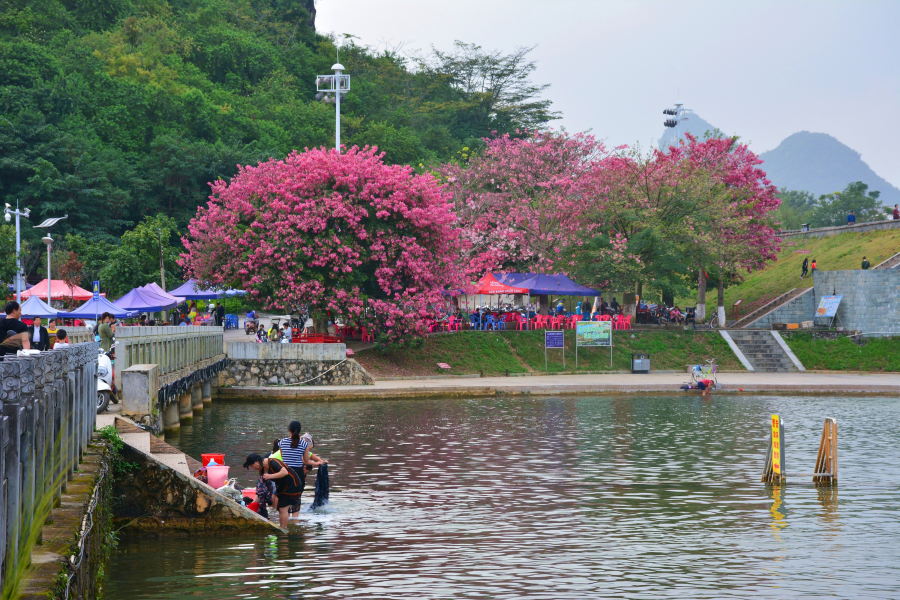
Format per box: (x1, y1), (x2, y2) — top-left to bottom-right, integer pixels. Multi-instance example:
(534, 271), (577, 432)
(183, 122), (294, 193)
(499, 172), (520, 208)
(727, 330), (799, 372)
(874, 250), (900, 269)
(97, 414), (199, 476)
(732, 287), (810, 329)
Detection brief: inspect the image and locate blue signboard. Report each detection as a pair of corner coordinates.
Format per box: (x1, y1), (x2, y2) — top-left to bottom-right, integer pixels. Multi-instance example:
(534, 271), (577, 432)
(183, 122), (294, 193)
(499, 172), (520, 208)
(545, 330), (564, 348)
(92, 280), (100, 300)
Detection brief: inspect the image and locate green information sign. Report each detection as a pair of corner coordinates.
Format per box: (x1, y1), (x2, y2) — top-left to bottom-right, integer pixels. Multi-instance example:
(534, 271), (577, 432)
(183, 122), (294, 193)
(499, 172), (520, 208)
(576, 321), (612, 367)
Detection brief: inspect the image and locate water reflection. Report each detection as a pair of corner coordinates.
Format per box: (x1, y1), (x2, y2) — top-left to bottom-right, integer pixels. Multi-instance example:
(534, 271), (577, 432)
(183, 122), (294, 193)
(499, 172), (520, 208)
(107, 395), (900, 599)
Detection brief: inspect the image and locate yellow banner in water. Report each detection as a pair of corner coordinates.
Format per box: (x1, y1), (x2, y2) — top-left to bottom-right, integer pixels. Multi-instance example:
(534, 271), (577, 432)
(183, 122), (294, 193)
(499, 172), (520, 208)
(771, 414), (781, 474)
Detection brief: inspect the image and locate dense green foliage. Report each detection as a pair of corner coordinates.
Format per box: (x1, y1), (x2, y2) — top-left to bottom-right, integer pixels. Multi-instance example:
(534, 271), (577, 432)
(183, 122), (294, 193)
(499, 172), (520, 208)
(773, 181), (887, 230)
(0, 0), (556, 278)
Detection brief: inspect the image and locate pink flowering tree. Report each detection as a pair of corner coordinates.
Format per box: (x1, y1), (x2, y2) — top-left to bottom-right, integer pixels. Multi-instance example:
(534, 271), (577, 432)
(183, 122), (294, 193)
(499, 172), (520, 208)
(571, 134), (780, 320)
(180, 146), (464, 341)
(441, 130), (609, 274)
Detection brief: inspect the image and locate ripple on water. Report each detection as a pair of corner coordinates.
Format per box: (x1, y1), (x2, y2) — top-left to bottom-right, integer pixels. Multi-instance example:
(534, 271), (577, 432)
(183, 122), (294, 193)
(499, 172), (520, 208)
(107, 395), (900, 599)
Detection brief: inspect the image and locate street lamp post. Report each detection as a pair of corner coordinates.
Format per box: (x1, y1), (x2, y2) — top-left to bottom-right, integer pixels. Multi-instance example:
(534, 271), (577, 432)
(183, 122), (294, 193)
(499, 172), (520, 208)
(663, 103), (692, 144)
(4, 201), (31, 304)
(34, 215), (68, 307)
(315, 64), (350, 153)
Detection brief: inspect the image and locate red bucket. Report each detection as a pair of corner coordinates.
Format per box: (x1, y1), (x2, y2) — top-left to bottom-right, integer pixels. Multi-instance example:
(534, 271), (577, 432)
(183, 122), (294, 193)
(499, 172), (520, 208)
(201, 453), (225, 467)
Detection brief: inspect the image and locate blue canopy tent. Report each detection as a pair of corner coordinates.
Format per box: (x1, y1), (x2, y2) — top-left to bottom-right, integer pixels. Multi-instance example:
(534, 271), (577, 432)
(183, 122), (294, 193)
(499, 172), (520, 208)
(19, 295), (59, 319)
(59, 296), (138, 320)
(115, 287), (179, 313)
(168, 279), (220, 301)
(494, 273), (602, 324)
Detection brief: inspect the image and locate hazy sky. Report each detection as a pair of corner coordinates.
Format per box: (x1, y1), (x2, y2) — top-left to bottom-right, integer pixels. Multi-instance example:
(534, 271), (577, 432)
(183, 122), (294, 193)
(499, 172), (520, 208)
(318, 0), (900, 187)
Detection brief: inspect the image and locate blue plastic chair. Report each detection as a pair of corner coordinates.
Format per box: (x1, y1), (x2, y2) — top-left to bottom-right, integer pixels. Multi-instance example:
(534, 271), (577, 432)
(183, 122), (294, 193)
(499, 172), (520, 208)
(224, 314), (238, 329)
(469, 314), (482, 330)
(496, 315), (506, 330)
(484, 315), (496, 331)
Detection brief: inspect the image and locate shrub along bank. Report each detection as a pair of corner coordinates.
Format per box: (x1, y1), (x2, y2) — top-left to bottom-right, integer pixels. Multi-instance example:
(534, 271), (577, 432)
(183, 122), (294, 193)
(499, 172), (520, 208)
(355, 330), (743, 377)
(782, 332), (900, 372)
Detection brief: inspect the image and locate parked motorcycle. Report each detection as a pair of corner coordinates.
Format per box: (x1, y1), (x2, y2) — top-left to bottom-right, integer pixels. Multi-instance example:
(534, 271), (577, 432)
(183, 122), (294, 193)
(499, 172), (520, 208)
(97, 343), (119, 414)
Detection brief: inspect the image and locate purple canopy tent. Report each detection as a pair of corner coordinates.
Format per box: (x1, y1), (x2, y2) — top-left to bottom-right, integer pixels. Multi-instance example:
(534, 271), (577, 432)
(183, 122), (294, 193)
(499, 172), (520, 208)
(142, 282), (185, 304)
(115, 287), (179, 313)
(168, 279), (220, 301)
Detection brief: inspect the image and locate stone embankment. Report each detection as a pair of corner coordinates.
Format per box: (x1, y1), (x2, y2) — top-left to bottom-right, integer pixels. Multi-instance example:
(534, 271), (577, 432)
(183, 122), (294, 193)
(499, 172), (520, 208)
(106, 415), (282, 535)
(222, 342), (374, 387)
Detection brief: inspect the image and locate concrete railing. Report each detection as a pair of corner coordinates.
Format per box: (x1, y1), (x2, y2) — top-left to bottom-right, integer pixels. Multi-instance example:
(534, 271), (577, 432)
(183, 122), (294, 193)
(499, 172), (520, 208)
(0, 342), (98, 586)
(114, 326), (224, 389)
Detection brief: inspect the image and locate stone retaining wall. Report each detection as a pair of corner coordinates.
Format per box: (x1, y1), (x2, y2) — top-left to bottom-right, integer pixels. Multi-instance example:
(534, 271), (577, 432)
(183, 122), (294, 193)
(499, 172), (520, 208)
(746, 288), (816, 329)
(778, 218), (900, 239)
(813, 270), (900, 335)
(223, 358), (373, 387)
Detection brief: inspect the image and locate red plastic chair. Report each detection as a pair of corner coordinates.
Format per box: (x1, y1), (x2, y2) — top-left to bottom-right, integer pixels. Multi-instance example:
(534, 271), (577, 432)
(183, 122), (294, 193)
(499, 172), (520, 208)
(444, 316), (460, 332)
(599, 315), (612, 322)
(361, 327), (374, 342)
(623, 315), (633, 330)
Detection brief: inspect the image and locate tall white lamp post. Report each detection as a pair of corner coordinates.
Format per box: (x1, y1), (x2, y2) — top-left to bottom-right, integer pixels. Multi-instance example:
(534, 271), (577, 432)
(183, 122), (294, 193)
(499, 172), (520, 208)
(4, 202), (30, 303)
(315, 64), (350, 153)
(34, 215), (68, 307)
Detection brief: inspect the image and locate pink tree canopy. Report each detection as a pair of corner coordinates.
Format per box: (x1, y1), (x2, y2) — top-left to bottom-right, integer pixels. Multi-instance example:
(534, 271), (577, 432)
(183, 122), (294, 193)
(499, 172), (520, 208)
(180, 146), (464, 340)
(441, 130), (608, 274)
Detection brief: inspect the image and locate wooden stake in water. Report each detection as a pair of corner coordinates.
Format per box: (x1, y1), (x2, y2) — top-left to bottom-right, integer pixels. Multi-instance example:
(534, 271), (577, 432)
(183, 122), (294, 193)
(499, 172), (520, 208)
(813, 418), (838, 485)
(761, 414), (786, 484)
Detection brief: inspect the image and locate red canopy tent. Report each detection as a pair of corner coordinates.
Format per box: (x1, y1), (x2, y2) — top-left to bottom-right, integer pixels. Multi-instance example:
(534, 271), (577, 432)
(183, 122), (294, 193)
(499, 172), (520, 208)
(471, 273), (530, 295)
(21, 279), (96, 302)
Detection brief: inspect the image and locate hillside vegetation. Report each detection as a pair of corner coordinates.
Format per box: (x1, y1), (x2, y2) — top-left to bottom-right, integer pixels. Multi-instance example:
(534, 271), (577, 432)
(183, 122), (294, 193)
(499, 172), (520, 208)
(682, 228), (900, 318)
(0, 0), (555, 245)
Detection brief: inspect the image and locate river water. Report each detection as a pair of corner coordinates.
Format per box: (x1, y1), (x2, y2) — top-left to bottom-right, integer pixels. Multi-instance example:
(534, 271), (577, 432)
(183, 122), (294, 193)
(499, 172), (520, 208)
(105, 394), (900, 599)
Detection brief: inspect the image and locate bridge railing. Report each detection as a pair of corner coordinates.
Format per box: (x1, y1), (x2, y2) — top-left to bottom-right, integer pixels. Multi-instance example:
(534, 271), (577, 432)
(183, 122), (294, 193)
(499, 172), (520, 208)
(113, 326), (224, 388)
(0, 342), (98, 585)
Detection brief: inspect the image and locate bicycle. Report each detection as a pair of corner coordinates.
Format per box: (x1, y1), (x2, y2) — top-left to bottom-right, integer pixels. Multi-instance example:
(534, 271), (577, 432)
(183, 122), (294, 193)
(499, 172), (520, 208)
(688, 359), (718, 387)
(704, 312), (719, 329)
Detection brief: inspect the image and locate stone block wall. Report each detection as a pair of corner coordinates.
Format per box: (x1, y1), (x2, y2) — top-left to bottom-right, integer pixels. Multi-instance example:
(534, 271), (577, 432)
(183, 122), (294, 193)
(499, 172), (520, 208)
(747, 289), (816, 329)
(813, 270), (900, 335)
(223, 358), (373, 387)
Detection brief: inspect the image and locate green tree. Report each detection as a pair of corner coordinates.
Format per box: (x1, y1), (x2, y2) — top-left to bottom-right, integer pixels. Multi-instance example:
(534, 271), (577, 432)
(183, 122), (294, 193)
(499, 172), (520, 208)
(773, 188), (816, 230)
(809, 181), (883, 227)
(97, 213), (181, 297)
(0, 224), (18, 288)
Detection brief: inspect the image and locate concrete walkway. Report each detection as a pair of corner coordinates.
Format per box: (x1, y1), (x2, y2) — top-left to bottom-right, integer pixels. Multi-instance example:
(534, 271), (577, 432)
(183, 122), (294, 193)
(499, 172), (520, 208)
(214, 371), (900, 401)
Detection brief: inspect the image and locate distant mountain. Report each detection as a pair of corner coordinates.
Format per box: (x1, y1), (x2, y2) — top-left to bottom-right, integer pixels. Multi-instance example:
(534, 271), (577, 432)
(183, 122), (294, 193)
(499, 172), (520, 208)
(758, 132), (900, 204)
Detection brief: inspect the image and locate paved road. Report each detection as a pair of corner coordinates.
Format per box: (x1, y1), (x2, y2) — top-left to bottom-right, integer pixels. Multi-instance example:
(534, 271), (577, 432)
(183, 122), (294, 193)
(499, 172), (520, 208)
(215, 371), (900, 401)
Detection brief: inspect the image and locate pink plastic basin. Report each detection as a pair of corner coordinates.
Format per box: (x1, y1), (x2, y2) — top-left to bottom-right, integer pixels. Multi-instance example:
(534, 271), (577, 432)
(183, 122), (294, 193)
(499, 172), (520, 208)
(206, 465), (230, 489)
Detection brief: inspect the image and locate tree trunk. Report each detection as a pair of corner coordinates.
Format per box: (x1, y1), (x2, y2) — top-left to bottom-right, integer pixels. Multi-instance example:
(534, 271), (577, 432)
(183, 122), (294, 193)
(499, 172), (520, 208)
(314, 317), (329, 333)
(717, 276), (726, 327)
(696, 269), (707, 322)
(636, 281), (643, 302)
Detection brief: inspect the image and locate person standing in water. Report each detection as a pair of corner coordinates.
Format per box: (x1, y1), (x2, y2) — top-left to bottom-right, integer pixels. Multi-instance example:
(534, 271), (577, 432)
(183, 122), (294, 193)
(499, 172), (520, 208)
(277, 421), (327, 518)
(696, 378), (715, 397)
(243, 452), (303, 529)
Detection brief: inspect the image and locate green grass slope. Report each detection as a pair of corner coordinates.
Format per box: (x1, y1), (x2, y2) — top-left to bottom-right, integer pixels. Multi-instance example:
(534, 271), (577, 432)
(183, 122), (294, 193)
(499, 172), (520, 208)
(355, 330), (743, 377)
(684, 228), (900, 317)
(783, 332), (900, 372)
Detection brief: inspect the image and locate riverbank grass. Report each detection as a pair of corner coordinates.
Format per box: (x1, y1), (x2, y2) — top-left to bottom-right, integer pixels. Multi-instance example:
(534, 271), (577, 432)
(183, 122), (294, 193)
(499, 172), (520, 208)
(782, 332), (900, 371)
(355, 330), (743, 377)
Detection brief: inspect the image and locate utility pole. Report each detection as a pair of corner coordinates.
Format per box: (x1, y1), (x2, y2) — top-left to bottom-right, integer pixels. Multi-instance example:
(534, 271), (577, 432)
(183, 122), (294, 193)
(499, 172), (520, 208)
(663, 103), (691, 145)
(34, 214), (67, 307)
(158, 228), (166, 291)
(4, 202), (30, 304)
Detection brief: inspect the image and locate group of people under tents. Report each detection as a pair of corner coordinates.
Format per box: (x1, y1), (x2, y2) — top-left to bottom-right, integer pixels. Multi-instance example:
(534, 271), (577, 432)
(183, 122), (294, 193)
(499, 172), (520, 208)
(0, 300), (75, 358)
(243, 420), (329, 528)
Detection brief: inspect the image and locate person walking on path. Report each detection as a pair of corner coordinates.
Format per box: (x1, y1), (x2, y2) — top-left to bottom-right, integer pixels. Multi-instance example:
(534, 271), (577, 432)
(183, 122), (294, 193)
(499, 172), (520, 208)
(862, 256), (871, 270)
(894, 205), (899, 220)
(800, 257), (809, 279)
(810, 259), (818, 275)
(28, 317), (50, 351)
(847, 211), (856, 225)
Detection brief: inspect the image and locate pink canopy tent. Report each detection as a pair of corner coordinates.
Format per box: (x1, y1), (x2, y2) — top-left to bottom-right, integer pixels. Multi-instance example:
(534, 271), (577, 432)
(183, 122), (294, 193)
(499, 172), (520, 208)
(21, 279), (96, 302)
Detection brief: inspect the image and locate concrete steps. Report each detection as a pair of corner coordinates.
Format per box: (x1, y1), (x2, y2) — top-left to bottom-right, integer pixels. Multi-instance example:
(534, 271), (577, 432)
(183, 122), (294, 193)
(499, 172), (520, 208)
(727, 330), (799, 372)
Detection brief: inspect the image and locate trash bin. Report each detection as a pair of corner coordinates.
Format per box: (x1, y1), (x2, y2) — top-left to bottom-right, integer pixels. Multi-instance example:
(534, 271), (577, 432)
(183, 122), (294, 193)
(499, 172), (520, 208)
(631, 353), (650, 374)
